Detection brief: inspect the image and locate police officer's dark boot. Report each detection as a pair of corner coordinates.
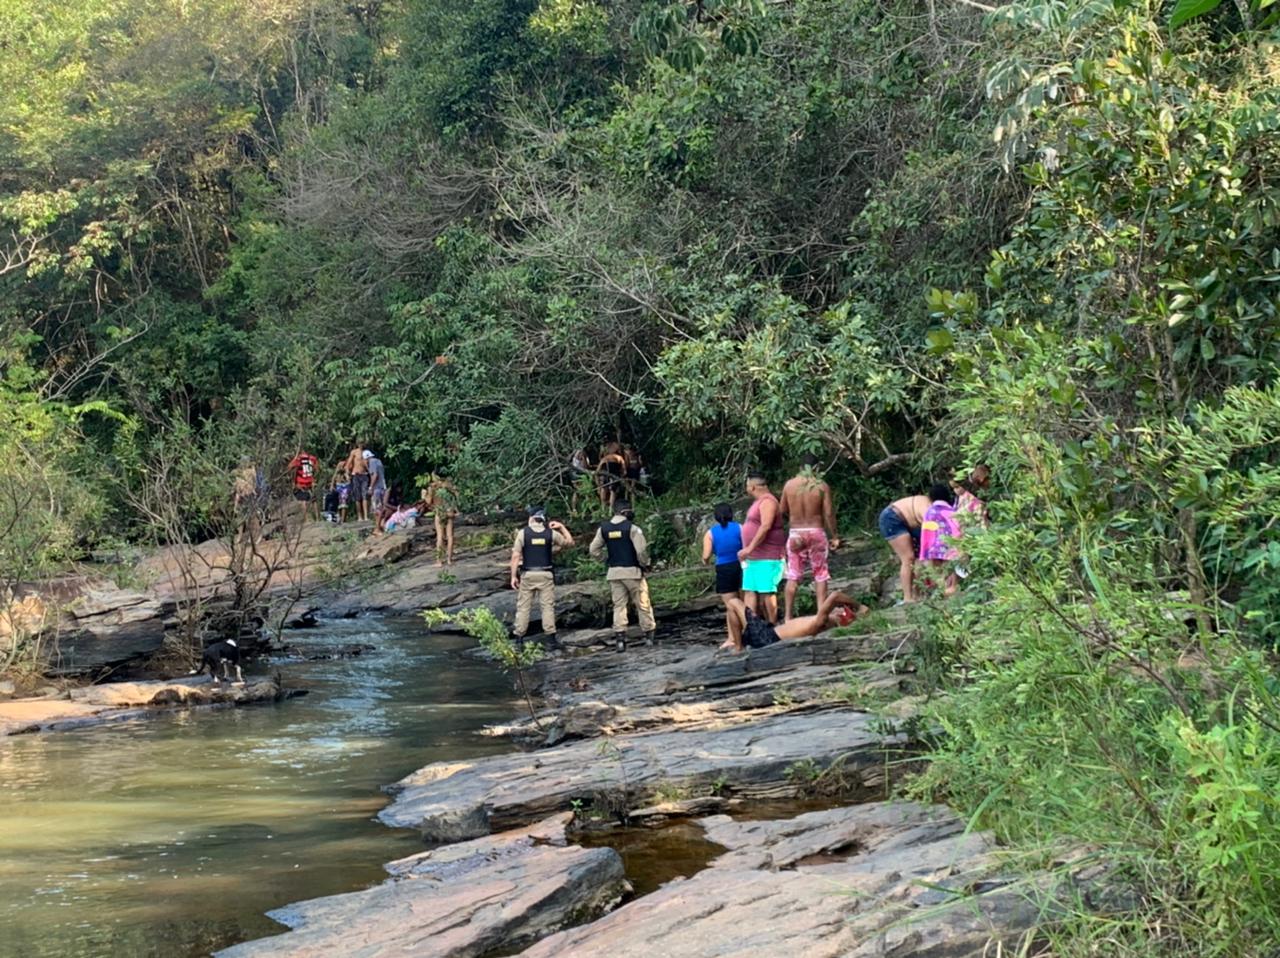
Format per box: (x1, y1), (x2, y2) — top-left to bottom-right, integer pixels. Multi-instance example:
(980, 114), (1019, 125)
(512, 634), (525, 652)
(614, 633), (627, 653)
(543, 633), (562, 651)
(644, 630), (656, 646)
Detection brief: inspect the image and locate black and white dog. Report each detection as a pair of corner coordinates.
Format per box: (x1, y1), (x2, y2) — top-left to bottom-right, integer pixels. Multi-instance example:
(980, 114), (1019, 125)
(189, 639), (244, 684)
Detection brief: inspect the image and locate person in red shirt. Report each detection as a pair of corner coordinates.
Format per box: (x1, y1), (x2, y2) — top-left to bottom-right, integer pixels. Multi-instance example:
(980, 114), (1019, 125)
(287, 448), (320, 522)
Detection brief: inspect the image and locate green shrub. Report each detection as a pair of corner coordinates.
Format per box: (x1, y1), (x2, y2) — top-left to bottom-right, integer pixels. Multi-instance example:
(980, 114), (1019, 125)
(423, 606), (545, 723)
(911, 529), (1280, 955)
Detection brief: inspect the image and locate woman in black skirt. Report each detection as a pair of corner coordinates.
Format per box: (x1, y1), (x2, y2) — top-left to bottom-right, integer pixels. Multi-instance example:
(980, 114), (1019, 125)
(701, 502), (744, 651)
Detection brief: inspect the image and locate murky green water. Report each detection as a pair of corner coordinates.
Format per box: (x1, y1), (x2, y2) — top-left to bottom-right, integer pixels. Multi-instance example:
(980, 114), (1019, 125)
(0, 618), (516, 958)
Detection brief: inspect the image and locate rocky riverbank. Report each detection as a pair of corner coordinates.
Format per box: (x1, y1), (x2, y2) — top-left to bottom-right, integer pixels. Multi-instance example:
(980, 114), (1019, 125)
(6, 517), (1092, 953)
(0, 513), (726, 736)
(214, 534), (1088, 957)
(0, 674), (303, 736)
(3, 515), (608, 677)
(223, 800), (1073, 958)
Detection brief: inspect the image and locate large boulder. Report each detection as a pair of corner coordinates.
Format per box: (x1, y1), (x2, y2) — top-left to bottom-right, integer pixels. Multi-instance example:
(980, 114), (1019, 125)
(216, 814), (627, 958)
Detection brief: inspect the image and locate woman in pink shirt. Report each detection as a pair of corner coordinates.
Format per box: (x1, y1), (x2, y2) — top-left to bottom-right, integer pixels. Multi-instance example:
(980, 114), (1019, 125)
(737, 473), (786, 624)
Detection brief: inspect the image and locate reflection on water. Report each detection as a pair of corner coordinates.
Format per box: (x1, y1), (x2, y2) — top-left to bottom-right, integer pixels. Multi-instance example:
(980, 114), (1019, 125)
(578, 822), (726, 898)
(0, 618), (515, 958)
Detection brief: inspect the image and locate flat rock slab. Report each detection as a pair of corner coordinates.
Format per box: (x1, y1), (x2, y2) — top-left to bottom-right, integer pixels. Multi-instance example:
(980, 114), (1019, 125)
(534, 610), (916, 707)
(519, 802), (1050, 958)
(381, 710), (906, 842)
(696, 799), (983, 876)
(0, 677), (287, 736)
(217, 814), (627, 958)
(485, 619), (918, 746)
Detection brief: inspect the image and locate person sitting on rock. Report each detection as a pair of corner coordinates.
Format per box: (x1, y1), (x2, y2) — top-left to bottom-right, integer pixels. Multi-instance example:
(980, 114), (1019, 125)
(589, 499), (656, 653)
(383, 501), (420, 533)
(721, 590), (869, 653)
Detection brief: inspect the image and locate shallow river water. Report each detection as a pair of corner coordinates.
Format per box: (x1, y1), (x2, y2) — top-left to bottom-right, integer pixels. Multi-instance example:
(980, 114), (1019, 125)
(0, 618), (517, 958)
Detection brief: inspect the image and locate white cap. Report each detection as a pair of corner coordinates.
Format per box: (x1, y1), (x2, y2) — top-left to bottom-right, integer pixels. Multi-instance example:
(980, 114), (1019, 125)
(362, 450), (374, 459)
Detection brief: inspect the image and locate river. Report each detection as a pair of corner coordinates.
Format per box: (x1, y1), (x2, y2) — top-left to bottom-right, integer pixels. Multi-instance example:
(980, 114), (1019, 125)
(0, 618), (516, 958)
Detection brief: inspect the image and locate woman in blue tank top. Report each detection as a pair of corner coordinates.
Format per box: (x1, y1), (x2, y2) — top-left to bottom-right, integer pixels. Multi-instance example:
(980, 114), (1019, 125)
(702, 503), (744, 646)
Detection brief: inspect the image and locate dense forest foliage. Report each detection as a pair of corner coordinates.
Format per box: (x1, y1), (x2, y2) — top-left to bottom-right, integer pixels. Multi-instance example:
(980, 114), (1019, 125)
(3, 0), (1279, 951)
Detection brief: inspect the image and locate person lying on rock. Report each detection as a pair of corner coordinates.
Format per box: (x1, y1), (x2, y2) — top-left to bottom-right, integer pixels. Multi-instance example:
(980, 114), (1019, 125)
(720, 590), (869, 653)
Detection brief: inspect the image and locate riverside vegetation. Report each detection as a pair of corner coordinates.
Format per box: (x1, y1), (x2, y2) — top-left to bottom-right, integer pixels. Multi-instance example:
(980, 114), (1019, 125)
(3, 0), (1279, 954)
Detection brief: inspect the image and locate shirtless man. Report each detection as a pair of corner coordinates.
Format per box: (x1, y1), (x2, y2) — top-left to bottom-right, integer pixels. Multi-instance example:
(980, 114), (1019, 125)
(343, 442), (370, 522)
(779, 453), (839, 622)
(721, 589), (868, 652)
(878, 490), (934, 603)
(596, 442), (627, 509)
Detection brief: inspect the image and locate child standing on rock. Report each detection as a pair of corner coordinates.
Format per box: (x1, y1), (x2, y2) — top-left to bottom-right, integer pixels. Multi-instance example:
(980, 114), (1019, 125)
(918, 482), (962, 597)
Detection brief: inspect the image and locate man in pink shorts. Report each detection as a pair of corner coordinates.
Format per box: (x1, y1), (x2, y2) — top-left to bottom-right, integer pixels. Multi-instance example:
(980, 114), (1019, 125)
(779, 453), (840, 622)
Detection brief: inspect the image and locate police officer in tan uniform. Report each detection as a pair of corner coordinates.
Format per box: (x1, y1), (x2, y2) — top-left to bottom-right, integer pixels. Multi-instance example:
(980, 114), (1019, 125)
(589, 499), (656, 652)
(510, 506), (573, 649)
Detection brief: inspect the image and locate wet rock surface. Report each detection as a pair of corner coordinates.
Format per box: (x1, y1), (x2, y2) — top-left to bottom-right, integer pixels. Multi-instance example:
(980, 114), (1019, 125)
(215, 814), (627, 958)
(380, 709), (908, 842)
(518, 802), (1057, 958)
(497, 613), (918, 747)
(0, 675), (295, 736)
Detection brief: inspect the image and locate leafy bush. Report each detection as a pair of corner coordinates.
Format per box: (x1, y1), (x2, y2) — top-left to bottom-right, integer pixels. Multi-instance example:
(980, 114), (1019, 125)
(914, 564), (1280, 954)
(423, 606), (545, 722)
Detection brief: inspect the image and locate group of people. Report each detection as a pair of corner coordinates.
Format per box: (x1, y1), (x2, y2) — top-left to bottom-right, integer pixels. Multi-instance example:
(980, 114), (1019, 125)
(282, 442), (460, 566)
(570, 441), (648, 510)
(509, 455), (991, 657)
(878, 464), (989, 604)
(510, 497), (656, 653)
(510, 454), (874, 656)
(698, 454), (867, 653)
(305, 442), (388, 526)
(277, 438), (988, 653)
